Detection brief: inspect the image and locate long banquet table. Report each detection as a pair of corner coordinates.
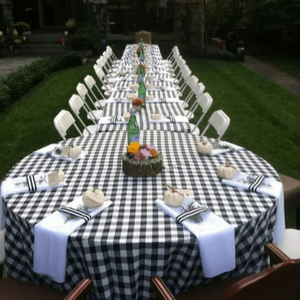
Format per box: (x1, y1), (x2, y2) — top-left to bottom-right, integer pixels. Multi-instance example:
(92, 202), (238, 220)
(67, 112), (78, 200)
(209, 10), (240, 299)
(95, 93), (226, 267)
(3, 130), (281, 299)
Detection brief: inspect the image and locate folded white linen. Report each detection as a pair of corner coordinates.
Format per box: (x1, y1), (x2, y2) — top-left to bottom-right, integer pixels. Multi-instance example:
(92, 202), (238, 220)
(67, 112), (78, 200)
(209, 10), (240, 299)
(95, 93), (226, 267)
(1, 173), (66, 198)
(106, 97), (131, 103)
(35, 144), (87, 162)
(150, 115), (189, 123)
(222, 171), (284, 243)
(0, 173), (66, 231)
(156, 198), (235, 278)
(33, 196), (112, 282)
(153, 98), (181, 103)
(98, 116), (128, 125)
(209, 142), (244, 156)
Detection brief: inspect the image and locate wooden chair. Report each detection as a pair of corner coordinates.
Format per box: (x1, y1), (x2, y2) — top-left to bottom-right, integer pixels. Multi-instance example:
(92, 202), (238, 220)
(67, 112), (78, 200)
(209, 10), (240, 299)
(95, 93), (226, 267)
(135, 31), (152, 44)
(151, 259), (300, 300)
(265, 228), (300, 266)
(0, 277), (93, 300)
(279, 174), (300, 229)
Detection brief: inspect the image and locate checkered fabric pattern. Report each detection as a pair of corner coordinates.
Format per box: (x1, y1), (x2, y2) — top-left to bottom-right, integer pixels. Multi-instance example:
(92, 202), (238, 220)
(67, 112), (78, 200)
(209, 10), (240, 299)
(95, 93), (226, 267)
(3, 131), (280, 300)
(113, 80), (175, 90)
(97, 102), (190, 133)
(109, 89), (179, 101)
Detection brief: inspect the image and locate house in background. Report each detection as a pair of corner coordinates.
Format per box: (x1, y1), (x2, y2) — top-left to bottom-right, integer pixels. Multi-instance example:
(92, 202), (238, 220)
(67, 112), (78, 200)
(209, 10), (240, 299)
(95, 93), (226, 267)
(0, 0), (204, 56)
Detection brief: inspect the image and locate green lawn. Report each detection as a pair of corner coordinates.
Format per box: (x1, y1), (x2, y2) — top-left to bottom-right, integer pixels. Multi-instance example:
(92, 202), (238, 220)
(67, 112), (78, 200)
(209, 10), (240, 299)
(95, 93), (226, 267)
(187, 59), (300, 180)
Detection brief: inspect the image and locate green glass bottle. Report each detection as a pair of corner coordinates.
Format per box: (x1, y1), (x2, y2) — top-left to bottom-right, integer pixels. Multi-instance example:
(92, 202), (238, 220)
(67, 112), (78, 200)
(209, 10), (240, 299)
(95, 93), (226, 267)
(127, 110), (140, 145)
(138, 80), (147, 108)
(137, 64), (144, 83)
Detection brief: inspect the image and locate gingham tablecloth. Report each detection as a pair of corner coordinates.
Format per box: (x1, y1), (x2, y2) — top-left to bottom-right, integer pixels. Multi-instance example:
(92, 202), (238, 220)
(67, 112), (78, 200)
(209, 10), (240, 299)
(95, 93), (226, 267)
(97, 102), (191, 133)
(3, 131), (280, 300)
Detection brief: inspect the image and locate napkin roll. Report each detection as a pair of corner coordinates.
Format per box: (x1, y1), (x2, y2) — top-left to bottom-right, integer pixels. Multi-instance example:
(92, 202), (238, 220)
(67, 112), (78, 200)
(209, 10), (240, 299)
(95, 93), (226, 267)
(249, 175), (266, 192)
(58, 206), (91, 222)
(26, 175), (38, 192)
(176, 206), (208, 224)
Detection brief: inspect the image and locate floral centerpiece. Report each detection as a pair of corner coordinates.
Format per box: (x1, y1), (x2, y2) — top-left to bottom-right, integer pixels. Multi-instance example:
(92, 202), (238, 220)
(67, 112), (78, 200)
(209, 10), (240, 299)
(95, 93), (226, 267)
(122, 142), (163, 177)
(132, 98), (143, 111)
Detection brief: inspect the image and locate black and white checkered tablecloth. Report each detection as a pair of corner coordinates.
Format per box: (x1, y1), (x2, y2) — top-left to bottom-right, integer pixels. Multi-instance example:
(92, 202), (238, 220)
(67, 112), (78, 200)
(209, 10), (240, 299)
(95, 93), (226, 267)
(113, 80), (175, 90)
(109, 89), (179, 101)
(97, 102), (190, 133)
(3, 131), (280, 300)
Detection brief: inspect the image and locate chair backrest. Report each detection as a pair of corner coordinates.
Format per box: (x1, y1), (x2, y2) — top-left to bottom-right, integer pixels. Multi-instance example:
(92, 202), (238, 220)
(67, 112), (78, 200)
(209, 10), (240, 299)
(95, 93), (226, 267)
(188, 92), (212, 126)
(69, 94), (84, 116)
(194, 82), (205, 96)
(84, 75), (96, 90)
(53, 109), (82, 140)
(201, 109), (230, 140)
(222, 259), (300, 300)
(76, 83), (88, 100)
(197, 92), (213, 114)
(135, 30), (152, 44)
(186, 75), (198, 90)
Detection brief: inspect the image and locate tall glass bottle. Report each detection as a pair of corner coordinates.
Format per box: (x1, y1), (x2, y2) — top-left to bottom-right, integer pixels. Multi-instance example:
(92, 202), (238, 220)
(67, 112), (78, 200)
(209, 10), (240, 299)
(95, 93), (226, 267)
(127, 110), (140, 145)
(137, 63), (144, 83)
(138, 80), (147, 108)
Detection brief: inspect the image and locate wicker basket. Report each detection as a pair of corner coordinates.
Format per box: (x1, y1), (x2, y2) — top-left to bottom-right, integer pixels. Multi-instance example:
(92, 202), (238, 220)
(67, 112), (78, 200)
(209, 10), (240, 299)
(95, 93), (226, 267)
(122, 153), (163, 177)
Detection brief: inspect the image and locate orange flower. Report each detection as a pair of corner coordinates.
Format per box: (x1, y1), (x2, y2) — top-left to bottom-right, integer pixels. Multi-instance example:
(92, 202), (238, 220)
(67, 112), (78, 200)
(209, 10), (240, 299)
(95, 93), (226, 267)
(127, 142), (140, 155)
(132, 98), (143, 106)
(150, 149), (158, 158)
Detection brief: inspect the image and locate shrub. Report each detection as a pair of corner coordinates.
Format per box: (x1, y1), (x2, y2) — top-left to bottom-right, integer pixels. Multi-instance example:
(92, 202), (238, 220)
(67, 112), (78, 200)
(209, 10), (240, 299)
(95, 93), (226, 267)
(0, 83), (10, 111)
(0, 54), (82, 112)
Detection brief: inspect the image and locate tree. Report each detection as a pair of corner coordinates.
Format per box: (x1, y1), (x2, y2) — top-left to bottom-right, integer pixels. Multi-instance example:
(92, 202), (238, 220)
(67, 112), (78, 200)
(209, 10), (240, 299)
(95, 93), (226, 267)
(202, 0), (232, 47)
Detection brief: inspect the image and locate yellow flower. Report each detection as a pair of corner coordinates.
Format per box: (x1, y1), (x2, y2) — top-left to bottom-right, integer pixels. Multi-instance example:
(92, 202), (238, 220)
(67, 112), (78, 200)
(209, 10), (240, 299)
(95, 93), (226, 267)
(127, 142), (140, 155)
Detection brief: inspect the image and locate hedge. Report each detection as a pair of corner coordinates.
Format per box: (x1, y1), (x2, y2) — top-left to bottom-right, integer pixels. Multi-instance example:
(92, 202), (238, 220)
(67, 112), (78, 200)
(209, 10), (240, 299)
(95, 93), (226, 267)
(0, 54), (83, 112)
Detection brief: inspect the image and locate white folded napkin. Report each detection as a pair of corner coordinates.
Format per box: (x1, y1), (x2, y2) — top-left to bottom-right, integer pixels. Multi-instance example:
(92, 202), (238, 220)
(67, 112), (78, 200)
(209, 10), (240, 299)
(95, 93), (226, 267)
(222, 171), (284, 243)
(209, 142), (244, 156)
(154, 98), (181, 103)
(150, 115), (189, 123)
(33, 196), (112, 282)
(98, 116), (128, 125)
(156, 197), (235, 278)
(0, 174), (66, 232)
(34, 144), (87, 162)
(106, 98), (131, 103)
(1, 173), (66, 198)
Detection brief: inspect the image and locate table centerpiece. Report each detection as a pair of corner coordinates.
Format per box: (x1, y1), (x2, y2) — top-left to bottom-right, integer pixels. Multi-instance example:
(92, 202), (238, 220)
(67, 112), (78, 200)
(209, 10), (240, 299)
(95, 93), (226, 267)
(122, 142), (163, 177)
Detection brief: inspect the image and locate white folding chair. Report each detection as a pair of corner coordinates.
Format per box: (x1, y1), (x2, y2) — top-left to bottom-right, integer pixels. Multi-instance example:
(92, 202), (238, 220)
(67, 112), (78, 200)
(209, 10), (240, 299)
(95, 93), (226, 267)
(76, 83), (103, 120)
(200, 109), (230, 139)
(181, 75), (199, 109)
(189, 93), (213, 134)
(177, 65), (192, 97)
(94, 66), (112, 97)
(183, 81), (205, 115)
(95, 59), (117, 86)
(83, 75), (108, 110)
(54, 109), (83, 140)
(106, 45), (119, 61)
(69, 95), (98, 136)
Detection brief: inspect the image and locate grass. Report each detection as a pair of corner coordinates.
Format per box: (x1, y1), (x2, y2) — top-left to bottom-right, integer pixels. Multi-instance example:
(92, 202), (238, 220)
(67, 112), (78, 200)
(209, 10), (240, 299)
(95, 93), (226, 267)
(0, 62), (94, 179)
(187, 59), (300, 180)
(0, 58), (299, 228)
